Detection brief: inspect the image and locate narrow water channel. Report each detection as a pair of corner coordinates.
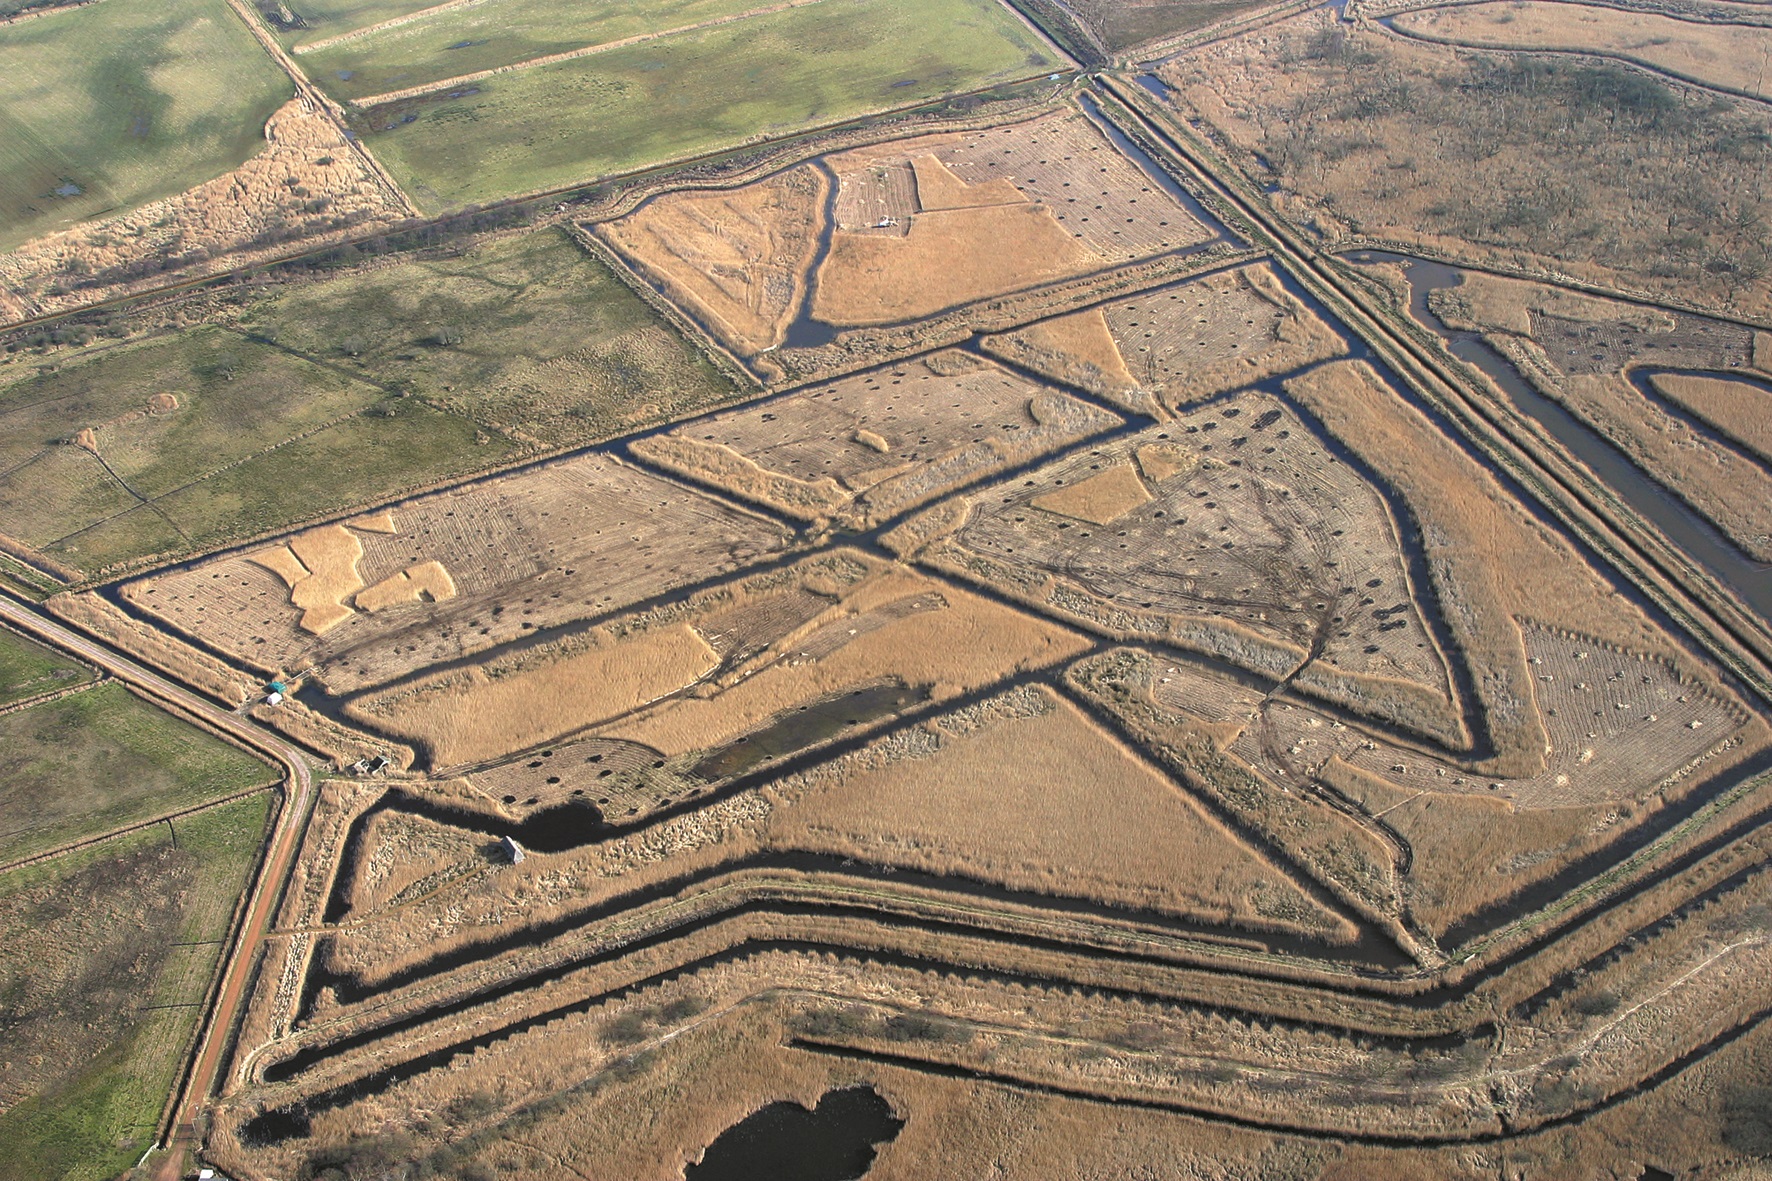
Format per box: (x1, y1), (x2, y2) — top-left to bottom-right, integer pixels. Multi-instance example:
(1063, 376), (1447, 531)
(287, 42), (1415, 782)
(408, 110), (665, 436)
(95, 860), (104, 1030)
(780, 161), (843, 349)
(1344, 251), (1772, 621)
(1077, 89), (1237, 246)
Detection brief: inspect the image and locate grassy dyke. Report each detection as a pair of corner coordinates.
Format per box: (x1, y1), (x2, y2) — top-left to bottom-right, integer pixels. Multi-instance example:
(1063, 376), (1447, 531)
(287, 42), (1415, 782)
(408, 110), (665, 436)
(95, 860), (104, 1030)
(0, 625), (91, 707)
(271, 0), (448, 49)
(0, 793), (272, 1181)
(353, 0), (1058, 209)
(300, 0), (770, 103)
(0, 0), (290, 251)
(0, 227), (736, 577)
(0, 681), (275, 863)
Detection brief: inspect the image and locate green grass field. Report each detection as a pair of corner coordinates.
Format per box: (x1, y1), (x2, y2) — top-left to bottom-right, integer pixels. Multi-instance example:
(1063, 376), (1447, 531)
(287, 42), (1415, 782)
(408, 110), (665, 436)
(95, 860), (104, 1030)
(0, 0), (291, 251)
(0, 625), (93, 707)
(0, 681), (275, 863)
(273, 0), (445, 48)
(351, 0), (1057, 208)
(301, 0), (769, 102)
(235, 227), (738, 437)
(0, 227), (736, 576)
(0, 793), (271, 1181)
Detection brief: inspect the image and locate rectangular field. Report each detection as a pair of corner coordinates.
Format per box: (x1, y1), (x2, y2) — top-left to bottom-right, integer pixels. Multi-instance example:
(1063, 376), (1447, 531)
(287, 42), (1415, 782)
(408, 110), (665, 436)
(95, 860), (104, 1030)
(350, 0), (1060, 209)
(631, 350), (1122, 528)
(0, 793), (270, 1181)
(298, 0), (773, 102)
(0, 625), (92, 708)
(810, 108), (1215, 326)
(271, 0), (441, 47)
(0, 227), (736, 577)
(0, 681), (276, 863)
(980, 261), (1345, 408)
(125, 451), (795, 693)
(0, 0), (290, 251)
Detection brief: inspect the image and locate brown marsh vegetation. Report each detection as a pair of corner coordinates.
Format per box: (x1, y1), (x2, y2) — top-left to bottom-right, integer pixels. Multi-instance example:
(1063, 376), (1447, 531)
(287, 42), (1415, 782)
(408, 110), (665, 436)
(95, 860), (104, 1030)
(1159, 12), (1772, 317)
(38, 45), (1772, 1178)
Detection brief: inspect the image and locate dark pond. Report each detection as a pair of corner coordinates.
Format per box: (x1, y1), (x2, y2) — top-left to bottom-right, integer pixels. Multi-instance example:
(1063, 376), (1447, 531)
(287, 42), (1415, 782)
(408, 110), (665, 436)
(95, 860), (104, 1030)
(692, 683), (930, 780)
(684, 1086), (903, 1181)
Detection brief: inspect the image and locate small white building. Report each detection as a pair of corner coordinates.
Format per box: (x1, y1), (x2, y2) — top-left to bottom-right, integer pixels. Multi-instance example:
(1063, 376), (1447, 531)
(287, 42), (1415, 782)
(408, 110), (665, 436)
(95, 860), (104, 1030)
(501, 836), (526, 864)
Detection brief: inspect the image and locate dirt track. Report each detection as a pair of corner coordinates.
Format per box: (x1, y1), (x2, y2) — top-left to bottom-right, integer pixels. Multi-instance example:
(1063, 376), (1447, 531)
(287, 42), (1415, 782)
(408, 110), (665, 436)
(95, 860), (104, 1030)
(0, 593), (314, 1163)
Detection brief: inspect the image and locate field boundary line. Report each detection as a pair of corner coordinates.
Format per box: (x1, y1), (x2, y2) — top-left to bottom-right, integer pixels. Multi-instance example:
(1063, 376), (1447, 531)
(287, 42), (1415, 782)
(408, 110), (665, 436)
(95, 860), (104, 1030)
(218, 0), (421, 216)
(1374, 12), (1772, 106)
(0, 674), (101, 717)
(294, 0), (507, 52)
(0, 785), (276, 877)
(992, 0), (1085, 70)
(349, 0), (837, 108)
(1130, 0), (1317, 64)
(1353, 0), (1772, 24)
(0, 0), (104, 25)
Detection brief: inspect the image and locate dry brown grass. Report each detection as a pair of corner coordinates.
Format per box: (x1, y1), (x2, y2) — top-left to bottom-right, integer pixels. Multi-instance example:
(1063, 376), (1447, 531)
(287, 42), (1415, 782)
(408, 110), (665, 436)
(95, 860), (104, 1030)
(985, 264), (1345, 412)
(346, 509), (397, 534)
(1430, 271), (1674, 338)
(976, 306), (1144, 405)
(1283, 360), (1686, 776)
(1650, 372), (1772, 466)
(1319, 756), (1625, 937)
(351, 622), (719, 767)
(765, 684), (1344, 931)
(1429, 272), (1772, 558)
(44, 590), (254, 704)
(909, 154), (1023, 210)
(1134, 440), (1196, 483)
(1145, 619), (1762, 938)
(1029, 461), (1151, 525)
(1067, 648), (1407, 935)
(287, 525), (364, 630)
(637, 351), (1121, 528)
(1159, 13), (1772, 318)
(827, 110), (1212, 268)
(1391, 2), (1772, 100)
(814, 202), (1093, 326)
(808, 107), (1223, 327)
(628, 434), (850, 521)
(1507, 344), (1772, 562)
(0, 101), (405, 325)
(250, 695), (413, 770)
(124, 451), (794, 693)
(599, 165), (828, 354)
(353, 559), (456, 613)
(604, 566), (1089, 757)
(930, 400), (1465, 746)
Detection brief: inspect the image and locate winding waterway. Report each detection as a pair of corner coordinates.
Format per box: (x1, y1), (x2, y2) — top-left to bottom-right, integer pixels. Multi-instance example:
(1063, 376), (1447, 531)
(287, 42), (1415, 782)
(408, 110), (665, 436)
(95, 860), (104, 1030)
(1344, 251), (1772, 622)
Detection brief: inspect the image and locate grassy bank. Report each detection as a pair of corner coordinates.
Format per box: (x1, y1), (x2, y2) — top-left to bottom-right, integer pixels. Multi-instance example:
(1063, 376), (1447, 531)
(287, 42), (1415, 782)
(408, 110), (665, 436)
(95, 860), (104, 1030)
(0, 0), (289, 251)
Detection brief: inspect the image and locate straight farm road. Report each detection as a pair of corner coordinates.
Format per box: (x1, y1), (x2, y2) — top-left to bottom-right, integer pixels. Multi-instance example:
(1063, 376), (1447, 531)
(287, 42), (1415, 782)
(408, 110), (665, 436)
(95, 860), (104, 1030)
(0, 593), (316, 1165)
